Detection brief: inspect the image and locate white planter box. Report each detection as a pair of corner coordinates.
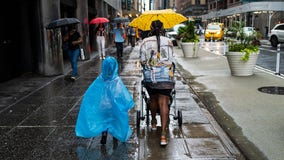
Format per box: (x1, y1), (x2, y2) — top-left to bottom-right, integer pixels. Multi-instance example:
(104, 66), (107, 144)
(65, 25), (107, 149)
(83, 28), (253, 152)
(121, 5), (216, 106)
(226, 51), (259, 76)
(177, 40), (182, 49)
(181, 42), (199, 58)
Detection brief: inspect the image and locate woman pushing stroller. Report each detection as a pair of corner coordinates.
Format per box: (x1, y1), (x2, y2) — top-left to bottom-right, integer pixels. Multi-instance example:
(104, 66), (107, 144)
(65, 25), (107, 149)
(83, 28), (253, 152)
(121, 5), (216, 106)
(139, 20), (175, 146)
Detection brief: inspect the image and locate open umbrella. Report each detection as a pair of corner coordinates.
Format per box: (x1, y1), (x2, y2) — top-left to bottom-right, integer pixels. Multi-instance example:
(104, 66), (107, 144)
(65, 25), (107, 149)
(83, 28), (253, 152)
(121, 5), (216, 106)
(112, 17), (130, 23)
(129, 9), (187, 31)
(90, 17), (109, 24)
(46, 18), (80, 29)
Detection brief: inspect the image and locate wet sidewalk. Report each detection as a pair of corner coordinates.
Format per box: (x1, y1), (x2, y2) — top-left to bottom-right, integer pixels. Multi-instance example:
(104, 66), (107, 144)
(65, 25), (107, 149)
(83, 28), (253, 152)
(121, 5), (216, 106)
(174, 46), (284, 160)
(0, 45), (243, 159)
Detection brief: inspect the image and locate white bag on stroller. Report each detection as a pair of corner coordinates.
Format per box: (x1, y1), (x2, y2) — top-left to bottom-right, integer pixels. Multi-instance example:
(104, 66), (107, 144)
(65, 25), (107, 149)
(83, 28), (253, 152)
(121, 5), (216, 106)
(137, 35), (182, 129)
(139, 36), (175, 89)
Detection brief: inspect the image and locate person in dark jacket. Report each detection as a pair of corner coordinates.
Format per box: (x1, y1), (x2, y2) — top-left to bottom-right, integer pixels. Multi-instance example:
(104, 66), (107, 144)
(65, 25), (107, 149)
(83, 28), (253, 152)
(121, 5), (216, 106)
(63, 25), (82, 80)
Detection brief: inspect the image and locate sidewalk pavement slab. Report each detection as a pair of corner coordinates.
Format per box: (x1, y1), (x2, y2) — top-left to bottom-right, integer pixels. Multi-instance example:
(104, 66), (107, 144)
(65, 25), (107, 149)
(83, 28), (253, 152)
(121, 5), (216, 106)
(130, 44), (243, 159)
(0, 44), (245, 159)
(174, 46), (284, 160)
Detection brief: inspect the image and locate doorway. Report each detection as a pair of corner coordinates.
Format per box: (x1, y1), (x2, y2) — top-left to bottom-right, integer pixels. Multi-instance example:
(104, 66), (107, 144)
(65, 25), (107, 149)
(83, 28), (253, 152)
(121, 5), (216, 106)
(0, 0), (40, 82)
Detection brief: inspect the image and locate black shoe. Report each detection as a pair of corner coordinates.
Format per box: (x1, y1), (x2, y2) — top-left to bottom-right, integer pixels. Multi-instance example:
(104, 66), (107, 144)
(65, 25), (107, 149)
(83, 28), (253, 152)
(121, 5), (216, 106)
(100, 132), (108, 144)
(100, 135), (107, 144)
(113, 137), (118, 149)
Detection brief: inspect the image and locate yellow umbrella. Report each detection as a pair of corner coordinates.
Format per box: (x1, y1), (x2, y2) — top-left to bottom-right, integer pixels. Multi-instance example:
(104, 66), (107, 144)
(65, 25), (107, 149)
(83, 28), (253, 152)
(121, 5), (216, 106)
(129, 9), (187, 31)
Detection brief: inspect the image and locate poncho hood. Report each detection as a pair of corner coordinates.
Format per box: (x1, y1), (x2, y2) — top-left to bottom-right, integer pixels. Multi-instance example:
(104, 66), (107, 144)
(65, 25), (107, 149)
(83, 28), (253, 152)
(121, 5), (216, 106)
(101, 57), (118, 81)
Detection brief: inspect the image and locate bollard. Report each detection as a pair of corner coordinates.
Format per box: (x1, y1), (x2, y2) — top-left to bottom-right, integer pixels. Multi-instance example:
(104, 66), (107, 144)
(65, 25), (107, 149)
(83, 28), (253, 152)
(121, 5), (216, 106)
(223, 37), (227, 55)
(210, 34), (213, 51)
(275, 43), (281, 75)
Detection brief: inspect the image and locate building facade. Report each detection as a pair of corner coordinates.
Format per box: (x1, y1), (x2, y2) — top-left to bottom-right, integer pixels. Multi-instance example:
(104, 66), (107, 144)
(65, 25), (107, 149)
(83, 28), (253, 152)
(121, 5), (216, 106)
(0, 0), (120, 82)
(176, 0), (207, 18)
(202, 0), (284, 38)
(176, 0), (284, 39)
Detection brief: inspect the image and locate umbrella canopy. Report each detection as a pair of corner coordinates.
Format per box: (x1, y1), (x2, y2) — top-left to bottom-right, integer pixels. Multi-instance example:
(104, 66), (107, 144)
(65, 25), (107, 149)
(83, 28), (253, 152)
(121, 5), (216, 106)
(46, 18), (80, 29)
(112, 17), (130, 23)
(90, 17), (109, 24)
(129, 9), (187, 31)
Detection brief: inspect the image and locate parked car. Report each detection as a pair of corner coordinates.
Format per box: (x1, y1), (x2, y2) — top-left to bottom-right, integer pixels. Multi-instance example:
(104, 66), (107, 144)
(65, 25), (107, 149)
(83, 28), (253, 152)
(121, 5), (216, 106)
(204, 22), (225, 41)
(226, 26), (255, 39)
(195, 25), (205, 35)
(225, 29), (236, 38)
(173, 24), (185, 32)
(269, 23), (284, 47)
(165, 31), (178, 46)
(243, 27), (255, 37)
(165, 24), (186, 46)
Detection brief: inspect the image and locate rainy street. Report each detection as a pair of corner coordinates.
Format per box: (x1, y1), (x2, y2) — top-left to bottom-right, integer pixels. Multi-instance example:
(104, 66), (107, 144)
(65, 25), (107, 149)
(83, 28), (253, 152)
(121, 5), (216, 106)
(0, 45), (244, 160)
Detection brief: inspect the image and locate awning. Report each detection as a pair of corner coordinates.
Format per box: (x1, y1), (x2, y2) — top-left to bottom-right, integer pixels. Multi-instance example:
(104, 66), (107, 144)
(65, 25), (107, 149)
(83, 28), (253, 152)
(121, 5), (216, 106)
(202, 2), (284, 20)
(104, 0), (122, 12)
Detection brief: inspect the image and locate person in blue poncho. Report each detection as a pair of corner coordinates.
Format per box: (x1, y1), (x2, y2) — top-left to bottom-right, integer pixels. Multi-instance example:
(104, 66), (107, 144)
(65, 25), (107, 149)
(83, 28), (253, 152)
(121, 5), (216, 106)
(75, 56), (135, 144)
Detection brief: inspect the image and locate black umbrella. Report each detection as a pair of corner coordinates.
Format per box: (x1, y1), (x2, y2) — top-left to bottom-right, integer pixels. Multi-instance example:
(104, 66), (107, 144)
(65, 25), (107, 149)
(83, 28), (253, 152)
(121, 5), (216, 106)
(112, 17), (130, 23)
(46, 18), (80, 29)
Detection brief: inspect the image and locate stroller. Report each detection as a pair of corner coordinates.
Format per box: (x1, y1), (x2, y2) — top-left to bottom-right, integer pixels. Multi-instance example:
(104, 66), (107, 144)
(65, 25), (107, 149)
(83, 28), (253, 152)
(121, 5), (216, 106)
(136, 35), (182, 131)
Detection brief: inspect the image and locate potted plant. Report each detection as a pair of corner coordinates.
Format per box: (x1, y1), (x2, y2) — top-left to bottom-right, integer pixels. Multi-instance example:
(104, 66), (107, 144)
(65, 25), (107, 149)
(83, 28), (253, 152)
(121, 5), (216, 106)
(177, 21), (200, 57)
(225, 21), (260, 76)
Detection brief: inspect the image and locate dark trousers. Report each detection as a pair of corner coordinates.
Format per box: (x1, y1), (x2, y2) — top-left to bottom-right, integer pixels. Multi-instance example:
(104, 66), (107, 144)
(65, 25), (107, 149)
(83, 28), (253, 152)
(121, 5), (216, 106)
(115, 42), (123, 57)
(67, 48), (80, 76)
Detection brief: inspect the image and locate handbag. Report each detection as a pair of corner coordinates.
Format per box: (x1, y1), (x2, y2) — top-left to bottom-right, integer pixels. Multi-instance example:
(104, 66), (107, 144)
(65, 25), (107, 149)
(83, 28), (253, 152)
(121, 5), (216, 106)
(80, 47), (85, 60)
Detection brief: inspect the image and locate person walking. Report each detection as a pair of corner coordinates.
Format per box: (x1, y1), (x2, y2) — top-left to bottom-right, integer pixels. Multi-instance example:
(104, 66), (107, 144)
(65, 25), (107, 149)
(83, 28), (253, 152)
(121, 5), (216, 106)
(75, 56), (135, 144)
(112, 22), (126, 58)
(63, 25), (82, 81)
(96, 23), (107, 59)
(140, 20), (174, 146)
(127, 26), (136, 47)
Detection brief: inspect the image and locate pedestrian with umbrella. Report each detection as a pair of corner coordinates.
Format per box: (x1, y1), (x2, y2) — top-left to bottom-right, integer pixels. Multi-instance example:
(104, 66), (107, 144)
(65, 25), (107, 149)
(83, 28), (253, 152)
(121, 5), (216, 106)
(95, 23), (107, 59)
(46, 18), (82, 79)
(63, 25), (82, 81)
(90, 17), (109, 60)
(112, 22), (126, 58)
(135, 9), (187, 146)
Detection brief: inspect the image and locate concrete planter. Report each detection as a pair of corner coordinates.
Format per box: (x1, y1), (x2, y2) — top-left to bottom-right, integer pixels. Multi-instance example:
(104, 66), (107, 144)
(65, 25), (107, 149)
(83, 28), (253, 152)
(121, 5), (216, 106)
(181, 42), (199, 57)
(176, 40), (182, 49)
(226, 51), (259, 76)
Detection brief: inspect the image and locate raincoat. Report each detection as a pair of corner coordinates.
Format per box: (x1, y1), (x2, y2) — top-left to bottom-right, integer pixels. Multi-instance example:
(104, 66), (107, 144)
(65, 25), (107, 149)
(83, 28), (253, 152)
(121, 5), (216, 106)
(75, 57), (135, 142)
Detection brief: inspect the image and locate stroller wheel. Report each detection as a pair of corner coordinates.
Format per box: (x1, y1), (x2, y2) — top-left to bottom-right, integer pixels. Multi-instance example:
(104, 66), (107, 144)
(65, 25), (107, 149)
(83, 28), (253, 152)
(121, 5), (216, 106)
(136, 110), (141, 130)
(178, 110), (182, 127)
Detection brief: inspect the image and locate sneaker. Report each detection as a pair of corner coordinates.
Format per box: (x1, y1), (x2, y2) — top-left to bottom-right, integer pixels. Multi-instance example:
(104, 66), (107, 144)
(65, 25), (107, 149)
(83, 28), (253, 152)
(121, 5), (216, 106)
(160, 135), (168, 146)
(113, 137), (118, 149)
(70, 76), (76, 81)
(151, 123), (157, 130)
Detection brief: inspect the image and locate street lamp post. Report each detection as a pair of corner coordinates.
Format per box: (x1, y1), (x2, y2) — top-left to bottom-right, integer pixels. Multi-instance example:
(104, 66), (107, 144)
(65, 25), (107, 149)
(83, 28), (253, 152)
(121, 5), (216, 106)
(215, 0), (219, 22)
(268, 11), (275, 34)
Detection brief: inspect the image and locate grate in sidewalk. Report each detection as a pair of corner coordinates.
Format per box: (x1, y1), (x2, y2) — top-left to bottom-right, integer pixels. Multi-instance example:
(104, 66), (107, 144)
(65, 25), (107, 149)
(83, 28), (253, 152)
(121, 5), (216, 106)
(258, 86), (284, 95)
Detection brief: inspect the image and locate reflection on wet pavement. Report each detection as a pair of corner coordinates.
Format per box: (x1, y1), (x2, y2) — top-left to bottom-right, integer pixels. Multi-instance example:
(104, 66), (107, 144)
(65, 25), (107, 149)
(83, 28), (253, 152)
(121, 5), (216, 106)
(0, 45), (243, 160)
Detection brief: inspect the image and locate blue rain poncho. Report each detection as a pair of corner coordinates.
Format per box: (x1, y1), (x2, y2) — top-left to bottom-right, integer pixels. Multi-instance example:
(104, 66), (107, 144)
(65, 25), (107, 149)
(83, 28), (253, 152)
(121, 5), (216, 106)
(75, 56), (135, 142)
